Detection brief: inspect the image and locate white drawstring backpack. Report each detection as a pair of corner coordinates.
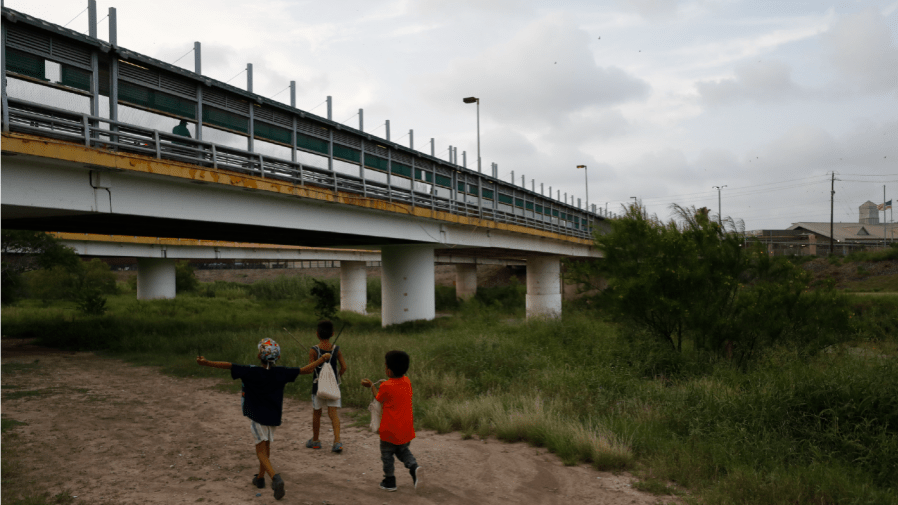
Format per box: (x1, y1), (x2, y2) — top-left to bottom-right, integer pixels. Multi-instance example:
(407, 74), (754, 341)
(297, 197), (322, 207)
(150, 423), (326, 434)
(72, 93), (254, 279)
(315, 349), (341, 400)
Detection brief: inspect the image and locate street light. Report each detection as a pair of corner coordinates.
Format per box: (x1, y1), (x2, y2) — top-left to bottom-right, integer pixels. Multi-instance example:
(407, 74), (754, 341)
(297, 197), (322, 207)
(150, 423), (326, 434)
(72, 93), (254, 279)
(577, 165), (588, 212)
(462, 97), (481, 173)
(712, 185), (727, 228)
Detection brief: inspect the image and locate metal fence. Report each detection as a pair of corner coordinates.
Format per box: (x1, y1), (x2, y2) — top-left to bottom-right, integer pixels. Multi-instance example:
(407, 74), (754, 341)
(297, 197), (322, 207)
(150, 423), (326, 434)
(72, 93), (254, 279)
(1, 7), (602, 242)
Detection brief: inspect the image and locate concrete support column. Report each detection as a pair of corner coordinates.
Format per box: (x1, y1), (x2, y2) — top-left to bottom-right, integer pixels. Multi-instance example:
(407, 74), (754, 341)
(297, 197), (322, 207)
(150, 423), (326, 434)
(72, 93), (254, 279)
(455, 263), (477, 300)
(340, 261), (367, 314)
(137, 258), (176, 300)
(526, 256), (561, 319)
(381, 245), (435, 326)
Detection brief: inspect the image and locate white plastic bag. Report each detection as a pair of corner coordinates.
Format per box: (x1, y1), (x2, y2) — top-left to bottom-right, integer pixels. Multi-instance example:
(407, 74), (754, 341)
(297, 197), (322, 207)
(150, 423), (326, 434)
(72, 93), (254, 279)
(368, 397), (383, 433)
(316, 360), (341, 400)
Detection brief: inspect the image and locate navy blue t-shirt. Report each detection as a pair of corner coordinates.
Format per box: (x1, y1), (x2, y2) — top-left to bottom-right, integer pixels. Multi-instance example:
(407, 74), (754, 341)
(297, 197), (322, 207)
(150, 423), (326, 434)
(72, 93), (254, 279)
(231, 364), (302, 427)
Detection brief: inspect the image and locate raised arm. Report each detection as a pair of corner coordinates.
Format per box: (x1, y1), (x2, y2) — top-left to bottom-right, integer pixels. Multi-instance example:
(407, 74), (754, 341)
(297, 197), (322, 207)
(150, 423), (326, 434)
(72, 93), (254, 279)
(196, 356), (232, 370)
(296, 353), (331, 375)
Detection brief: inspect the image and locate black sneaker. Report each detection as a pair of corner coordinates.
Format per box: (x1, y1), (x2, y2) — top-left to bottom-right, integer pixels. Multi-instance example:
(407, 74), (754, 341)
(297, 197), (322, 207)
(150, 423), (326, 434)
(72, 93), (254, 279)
(379, 476), (397, 492)
(252, 473), (265, 489)
(271, 473), (285, 500)
(410, 464), (421, 489)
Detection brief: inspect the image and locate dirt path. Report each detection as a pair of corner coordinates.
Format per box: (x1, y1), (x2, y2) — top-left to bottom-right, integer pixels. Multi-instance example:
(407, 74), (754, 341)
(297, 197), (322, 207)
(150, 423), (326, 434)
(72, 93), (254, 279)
(1, 341), (668, 505)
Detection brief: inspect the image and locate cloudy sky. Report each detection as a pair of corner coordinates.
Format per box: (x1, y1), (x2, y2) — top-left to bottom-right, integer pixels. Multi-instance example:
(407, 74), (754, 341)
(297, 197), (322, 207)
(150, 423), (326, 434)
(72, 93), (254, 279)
(8, 0), (898, 230)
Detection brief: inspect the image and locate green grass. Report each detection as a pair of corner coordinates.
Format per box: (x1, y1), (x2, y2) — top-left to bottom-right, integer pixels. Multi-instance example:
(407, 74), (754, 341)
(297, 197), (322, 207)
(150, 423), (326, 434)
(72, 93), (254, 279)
(2, 287), (897, 505)
(843, 273), (898, 293)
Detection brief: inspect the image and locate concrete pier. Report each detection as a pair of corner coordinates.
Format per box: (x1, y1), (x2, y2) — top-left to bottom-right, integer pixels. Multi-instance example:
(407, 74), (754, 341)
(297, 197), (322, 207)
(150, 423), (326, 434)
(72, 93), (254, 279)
(340, 260), (368, 314)
(455, 264), (477, 300)
(381, 245), (435, 326)
(525, 256), (561, 319)
(137, 258), (176, 300)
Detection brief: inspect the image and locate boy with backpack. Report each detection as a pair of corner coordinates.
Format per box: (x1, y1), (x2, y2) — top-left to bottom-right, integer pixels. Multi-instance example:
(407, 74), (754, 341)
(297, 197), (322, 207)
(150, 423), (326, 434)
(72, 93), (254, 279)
(196, 338), (331, 501)
(361, 350), (421, 492)
(306, 319), (348, 453)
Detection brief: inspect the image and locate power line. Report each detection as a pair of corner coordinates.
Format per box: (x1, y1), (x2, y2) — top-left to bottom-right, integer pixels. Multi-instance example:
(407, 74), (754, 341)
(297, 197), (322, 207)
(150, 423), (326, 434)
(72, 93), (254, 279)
(269, 85), (291, 100)
(63, 7), (88, 28)
(171, 47), (195, 66)
(224, 67), (247, 85)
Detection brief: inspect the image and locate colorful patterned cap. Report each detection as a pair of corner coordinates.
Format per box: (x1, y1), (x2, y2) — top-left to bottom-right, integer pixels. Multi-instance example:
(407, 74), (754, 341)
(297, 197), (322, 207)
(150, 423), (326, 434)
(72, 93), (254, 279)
(257, 338), (280, 363)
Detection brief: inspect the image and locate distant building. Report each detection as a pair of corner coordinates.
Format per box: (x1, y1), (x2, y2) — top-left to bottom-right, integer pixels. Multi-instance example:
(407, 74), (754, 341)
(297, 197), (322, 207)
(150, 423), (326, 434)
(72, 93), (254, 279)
(748, 201), (896, 256)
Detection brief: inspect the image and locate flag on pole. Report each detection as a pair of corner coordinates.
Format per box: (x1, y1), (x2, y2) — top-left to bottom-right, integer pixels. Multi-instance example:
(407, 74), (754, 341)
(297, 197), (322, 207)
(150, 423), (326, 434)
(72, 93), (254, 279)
(877, 200), (892, 211)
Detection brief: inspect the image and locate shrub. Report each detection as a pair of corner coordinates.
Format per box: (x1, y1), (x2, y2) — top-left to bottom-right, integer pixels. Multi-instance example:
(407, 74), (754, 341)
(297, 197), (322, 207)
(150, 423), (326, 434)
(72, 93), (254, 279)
(568, 204), (852, 362)
(310, 278), (338, 320)
(75, 289), (107, 315)
(175, 261), (199, 293)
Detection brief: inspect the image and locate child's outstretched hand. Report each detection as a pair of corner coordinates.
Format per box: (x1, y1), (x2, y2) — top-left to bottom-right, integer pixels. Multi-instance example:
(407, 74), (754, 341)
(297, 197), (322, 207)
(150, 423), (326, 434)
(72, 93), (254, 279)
(196, 356), (207, 366)
(361, 378), (373, 388)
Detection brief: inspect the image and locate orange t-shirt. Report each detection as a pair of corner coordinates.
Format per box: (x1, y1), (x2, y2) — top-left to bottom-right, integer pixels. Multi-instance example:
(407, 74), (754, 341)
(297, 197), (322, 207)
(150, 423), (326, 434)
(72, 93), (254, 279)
(375, 376), (415, 445)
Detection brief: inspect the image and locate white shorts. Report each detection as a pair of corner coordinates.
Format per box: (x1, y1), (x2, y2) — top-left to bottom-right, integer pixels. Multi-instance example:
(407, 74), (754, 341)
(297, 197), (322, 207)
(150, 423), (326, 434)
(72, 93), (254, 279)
(249, 420), (275, 445)
(311, 393), (342, 410)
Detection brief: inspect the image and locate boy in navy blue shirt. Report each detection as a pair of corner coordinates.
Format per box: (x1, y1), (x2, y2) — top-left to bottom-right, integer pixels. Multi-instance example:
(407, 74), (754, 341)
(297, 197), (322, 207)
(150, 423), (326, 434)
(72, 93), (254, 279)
(197, 338), (330, 501)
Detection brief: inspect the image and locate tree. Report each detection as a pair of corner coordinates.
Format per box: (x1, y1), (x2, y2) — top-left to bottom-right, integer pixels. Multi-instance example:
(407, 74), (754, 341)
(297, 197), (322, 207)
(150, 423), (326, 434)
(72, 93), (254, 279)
(310, 278), (338, 321)
(175, 261), (200, 293)
(567, 204), (849, 362)
(1, 230), (80, 304)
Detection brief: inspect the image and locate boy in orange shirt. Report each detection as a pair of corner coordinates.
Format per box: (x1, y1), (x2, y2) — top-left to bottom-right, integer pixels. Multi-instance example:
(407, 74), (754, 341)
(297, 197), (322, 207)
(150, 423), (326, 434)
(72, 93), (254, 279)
(361, 350), (421, 492)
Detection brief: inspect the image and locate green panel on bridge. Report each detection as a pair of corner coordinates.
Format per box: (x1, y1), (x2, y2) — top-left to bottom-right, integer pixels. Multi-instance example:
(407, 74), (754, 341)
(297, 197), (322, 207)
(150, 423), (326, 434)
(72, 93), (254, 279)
(535, 204), (543, 214)
(414, 169), (433, 183)
(525, 201), (534, 211)
(7, 49), (45, 81)
(498, 194), (513, 205)
(515, 198), (524, 208)
(296, 132), (329, 155)
(60, 65), (90, 92)
(392, 162), (412, 178)
(552, 209), (559, 217)
(435, 174), (451, 187)
(121, 81), (197, 120)
(333, 145), (360, 163)
(481, 188), (494, 200)
(365, 155), (389, 172)
(203, 105), (245, 133)
(254, 121), (291, 145)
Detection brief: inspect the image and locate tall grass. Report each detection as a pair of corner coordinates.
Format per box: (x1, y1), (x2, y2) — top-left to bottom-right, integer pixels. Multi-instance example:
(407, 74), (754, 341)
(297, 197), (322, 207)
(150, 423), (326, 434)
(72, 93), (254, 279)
(3, 290), (897, 504)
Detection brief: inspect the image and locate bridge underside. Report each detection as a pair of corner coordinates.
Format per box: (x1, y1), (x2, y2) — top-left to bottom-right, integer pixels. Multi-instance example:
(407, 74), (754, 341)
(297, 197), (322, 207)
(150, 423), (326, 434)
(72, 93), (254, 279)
(1, 204), (418, 249)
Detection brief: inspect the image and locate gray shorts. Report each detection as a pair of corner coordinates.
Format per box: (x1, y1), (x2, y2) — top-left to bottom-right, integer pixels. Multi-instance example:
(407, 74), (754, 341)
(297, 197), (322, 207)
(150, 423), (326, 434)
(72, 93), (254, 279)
(311, 393), (341, 410)
(250, 420), (275, 445)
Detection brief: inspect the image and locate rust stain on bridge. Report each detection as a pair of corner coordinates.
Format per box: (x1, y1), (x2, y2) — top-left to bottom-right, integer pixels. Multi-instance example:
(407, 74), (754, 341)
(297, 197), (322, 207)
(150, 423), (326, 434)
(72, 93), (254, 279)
(3, 132), (593, 247)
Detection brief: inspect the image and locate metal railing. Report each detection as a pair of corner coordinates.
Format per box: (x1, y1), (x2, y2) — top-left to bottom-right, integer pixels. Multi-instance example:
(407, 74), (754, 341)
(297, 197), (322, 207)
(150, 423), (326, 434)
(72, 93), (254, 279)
(1, 6), (601, 241)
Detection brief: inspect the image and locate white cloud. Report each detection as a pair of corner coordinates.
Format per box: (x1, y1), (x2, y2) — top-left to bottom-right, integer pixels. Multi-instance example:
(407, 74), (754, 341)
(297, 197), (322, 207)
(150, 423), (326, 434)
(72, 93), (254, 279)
(822, 8), (898, 93)
(416, 13), (650, 124)
(696, 59), (801, 105)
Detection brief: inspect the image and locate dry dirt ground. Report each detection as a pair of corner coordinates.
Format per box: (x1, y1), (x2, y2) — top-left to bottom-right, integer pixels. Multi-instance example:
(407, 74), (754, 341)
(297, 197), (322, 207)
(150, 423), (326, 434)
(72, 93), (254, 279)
(1, 340), (671, 505)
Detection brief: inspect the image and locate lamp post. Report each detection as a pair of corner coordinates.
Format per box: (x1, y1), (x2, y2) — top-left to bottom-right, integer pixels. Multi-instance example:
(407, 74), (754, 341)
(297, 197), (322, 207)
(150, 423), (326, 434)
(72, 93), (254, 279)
(463, 97), (481, 173)
(712, 185), (727, 228)
(577, 165), (588, 212)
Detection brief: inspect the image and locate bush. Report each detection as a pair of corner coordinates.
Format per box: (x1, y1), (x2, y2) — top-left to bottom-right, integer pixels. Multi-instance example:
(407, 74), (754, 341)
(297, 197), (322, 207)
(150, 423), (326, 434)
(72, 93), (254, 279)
(568, 204), (852, 362)
(175, 261), (199, 293)
(310, 278), (338, 320)
(24, 259), (117, 302)
(75, 289), (107, 315)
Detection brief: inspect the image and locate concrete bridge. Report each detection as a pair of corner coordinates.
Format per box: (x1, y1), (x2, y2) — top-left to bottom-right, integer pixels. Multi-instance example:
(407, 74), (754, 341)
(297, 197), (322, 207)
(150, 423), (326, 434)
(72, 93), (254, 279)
(1, 6), (604, 325)
(53, 232), (525, 314)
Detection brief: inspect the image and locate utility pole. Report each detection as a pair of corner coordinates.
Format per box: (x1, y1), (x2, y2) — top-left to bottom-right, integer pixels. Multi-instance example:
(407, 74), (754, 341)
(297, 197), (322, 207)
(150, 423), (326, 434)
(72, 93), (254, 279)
(830, 172), (835, 256)
(712, 185), (727, 228)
